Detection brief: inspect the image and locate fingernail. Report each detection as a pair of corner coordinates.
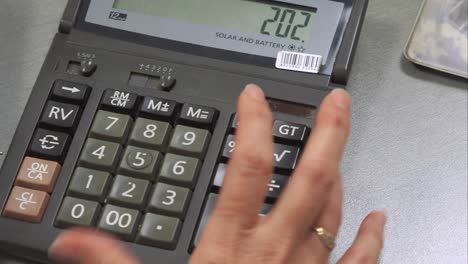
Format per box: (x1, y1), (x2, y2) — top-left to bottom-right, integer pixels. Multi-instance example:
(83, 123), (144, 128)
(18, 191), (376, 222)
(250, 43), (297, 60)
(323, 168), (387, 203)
(373, 210), (388, 225)
(244, 84), (265, 101)
(48, 235), (80, 264)
(330, 88), (350, 110)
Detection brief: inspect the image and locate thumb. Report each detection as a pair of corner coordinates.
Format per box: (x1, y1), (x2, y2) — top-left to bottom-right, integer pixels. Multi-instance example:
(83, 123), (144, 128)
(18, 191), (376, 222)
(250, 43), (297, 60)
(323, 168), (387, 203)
(48, 228), (140, 264)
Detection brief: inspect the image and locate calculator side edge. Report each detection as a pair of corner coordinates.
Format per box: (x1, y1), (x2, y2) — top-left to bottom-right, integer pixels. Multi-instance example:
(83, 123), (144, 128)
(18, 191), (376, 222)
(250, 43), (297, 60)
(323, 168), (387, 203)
(331, 0), (369, 85)
(59, 0), (84, 34)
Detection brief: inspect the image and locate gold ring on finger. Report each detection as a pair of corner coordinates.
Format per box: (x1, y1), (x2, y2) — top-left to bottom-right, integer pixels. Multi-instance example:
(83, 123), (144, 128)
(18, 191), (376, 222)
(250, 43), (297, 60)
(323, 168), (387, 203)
(313, 227), (336, 251)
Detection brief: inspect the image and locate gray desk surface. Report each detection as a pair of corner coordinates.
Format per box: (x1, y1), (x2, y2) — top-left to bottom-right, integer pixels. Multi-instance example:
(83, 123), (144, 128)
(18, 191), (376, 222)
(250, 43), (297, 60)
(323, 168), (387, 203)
(0, 0), (467, 263)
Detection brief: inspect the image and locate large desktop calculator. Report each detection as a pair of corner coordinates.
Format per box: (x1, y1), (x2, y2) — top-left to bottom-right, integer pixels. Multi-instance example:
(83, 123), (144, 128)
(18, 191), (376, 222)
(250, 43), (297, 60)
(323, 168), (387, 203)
(0, 0), (368, 263)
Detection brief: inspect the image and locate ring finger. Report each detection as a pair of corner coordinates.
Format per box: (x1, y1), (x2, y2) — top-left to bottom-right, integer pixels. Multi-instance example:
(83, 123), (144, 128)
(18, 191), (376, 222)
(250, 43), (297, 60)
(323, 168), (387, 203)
(289, 179), (343, 263)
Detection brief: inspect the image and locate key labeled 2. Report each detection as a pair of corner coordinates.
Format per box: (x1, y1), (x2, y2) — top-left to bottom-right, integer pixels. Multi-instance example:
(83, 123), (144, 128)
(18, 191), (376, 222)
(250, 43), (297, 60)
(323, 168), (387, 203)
(107, 175), (150, 209)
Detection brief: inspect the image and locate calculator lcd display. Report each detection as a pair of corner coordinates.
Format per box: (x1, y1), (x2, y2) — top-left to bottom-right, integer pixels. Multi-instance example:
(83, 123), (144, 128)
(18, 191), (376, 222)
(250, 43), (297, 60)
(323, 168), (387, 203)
(112, 0), (317, 44)
(84, 0), (344, 66)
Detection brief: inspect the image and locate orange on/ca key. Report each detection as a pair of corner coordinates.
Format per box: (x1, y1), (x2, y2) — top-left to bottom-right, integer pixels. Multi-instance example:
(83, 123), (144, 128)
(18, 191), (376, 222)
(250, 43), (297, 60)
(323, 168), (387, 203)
(15, 157), (61, 193)
(2, 186), (50, 223)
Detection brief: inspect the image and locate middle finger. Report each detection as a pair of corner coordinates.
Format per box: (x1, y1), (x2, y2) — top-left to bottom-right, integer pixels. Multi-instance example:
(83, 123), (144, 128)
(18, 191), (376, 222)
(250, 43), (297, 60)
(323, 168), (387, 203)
(210, 84), (274, 229)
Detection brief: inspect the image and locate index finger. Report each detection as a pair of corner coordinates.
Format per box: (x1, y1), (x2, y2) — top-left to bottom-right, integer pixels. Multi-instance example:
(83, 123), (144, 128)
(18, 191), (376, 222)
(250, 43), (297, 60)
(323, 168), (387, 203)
(209, 84), (274, 229)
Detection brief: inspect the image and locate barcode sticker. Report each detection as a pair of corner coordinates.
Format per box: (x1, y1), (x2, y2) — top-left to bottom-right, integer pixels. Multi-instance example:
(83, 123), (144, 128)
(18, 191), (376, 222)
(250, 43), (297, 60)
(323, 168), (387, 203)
(275, 51), (323, 74)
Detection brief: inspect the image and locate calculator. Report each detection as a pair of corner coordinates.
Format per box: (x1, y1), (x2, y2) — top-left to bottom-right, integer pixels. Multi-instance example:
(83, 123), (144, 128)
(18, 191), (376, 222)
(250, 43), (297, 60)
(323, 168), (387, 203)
(0, 0), (368, 263)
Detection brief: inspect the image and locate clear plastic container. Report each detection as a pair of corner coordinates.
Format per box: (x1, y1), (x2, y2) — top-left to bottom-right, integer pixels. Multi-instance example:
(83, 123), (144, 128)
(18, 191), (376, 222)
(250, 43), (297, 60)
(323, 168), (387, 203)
(405, 0), (468, 78)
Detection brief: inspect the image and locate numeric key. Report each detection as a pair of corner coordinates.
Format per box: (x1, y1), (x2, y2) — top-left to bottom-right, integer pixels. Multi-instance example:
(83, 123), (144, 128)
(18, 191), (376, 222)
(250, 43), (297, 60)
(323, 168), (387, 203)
(89, 111), (133, 144)
(98, 205), (140, 241)
(159, 154), (201, 188)
(78, 138), (122, 171)
(168, 125), (211, 158)
(107, 175), (150, 209)
(55, 197), (101, 228)
(148, 183), (191, 219)
(118, 146), (162, 180)
(67, 167), (112, 202)
(128, 118), (171, 150)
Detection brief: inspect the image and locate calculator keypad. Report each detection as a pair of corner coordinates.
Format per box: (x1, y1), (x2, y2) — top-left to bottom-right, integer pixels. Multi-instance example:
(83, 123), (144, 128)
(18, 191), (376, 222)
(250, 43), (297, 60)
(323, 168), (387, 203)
(56, 90), (218, 250)
(1, 80), (312, 253)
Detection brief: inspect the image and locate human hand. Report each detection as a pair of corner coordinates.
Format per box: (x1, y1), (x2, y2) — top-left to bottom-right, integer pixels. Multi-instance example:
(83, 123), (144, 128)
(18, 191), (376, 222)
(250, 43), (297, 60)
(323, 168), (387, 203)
(49, 85), (386, 264)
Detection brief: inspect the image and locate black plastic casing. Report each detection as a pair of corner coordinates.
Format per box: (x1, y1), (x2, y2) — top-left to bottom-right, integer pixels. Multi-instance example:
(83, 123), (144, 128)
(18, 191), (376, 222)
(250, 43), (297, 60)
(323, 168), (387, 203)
(0, 0), (368, 263)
